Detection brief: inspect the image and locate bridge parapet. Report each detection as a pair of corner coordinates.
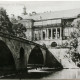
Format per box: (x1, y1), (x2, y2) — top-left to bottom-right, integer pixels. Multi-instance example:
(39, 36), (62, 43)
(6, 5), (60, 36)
(0, 32), (47, 49)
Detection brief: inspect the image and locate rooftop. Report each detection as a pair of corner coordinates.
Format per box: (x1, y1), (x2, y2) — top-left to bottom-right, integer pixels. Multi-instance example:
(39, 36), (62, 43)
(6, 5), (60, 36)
(21, 8), (80, 20)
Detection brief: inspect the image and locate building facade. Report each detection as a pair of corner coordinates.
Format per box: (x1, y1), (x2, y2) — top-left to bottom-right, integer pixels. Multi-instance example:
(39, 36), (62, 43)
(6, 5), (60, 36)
(32, 17), (77, 46)
(18, 17), (77, 46)
(18, 8), (80, 46)
(33, 18), (62, 45)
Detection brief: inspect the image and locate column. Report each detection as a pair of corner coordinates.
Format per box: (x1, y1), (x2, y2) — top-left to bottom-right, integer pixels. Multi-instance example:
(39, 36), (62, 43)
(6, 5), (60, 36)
(46, 28), (48, 40)
(51, 28), (53, 39)
(56, 28), (57, 39)
(47, 28), (49, 40)
(60, 28), (62, 39)
(41, 29), (43, 40)
(33, 31), (35, 40)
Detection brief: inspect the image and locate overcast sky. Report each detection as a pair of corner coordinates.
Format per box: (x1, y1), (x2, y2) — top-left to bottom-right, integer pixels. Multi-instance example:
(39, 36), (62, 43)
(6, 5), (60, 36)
(0, 1), (80, 17)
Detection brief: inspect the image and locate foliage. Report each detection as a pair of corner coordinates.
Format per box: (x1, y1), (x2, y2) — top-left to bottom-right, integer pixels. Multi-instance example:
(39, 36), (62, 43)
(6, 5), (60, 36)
(0, 7), (13, 34)
(70, 38), (78, 49)
(61, 41), (68, 48)
(68, 15), (80, 67)
(0, 7), (27, 38)
(12, 23), (27, 38)
(70, 15), (80, 49)
(70, 31), (79, 38)
(10, 14), (17, 23)
(67, 48), (80, 67)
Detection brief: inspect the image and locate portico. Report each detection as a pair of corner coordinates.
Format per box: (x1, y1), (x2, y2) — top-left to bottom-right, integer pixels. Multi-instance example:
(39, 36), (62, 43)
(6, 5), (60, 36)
(33, 18), (62, 41)
(41, 27), (62, 40)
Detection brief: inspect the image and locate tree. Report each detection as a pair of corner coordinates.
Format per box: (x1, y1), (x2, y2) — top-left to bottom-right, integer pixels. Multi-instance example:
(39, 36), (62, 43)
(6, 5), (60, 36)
(10, 14), (18, 23)
(71, 14), (80, 36)
(69, 14), (80, 49)
(68, 14), (80, 66)
(0, 7), (27, 39)
(0, 7), (13, 34)
(12, 23), (27, 38)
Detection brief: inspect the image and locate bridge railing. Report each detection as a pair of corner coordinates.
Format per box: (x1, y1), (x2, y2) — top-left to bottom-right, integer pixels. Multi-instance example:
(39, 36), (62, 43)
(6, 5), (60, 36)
(0, 32), (47, 50)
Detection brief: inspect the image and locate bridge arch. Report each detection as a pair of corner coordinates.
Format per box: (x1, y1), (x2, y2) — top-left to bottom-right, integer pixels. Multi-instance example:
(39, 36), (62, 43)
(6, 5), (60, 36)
(0, 40), (16, 70)
(28, 45), (44, 66)
(19, 47), (25, 69)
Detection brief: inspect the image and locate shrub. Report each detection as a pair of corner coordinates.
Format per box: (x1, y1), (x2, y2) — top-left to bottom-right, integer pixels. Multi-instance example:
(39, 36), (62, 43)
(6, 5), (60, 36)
(70, 38), (78, 49)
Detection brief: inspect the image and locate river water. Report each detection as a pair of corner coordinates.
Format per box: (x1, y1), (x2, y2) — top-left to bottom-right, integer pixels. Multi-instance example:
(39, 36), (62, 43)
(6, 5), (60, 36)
(41, 69), (80, 79)
(2, 68), (80, 79)
(28, 68), (80, 79)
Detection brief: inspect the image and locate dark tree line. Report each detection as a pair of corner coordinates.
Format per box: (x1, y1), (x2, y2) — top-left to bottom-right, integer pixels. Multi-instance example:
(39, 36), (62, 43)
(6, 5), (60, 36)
(0, 7), (27, 38)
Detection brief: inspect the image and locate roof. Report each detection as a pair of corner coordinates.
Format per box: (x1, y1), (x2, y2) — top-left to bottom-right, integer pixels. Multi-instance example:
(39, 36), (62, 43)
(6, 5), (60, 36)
(21, 8), (80, 20)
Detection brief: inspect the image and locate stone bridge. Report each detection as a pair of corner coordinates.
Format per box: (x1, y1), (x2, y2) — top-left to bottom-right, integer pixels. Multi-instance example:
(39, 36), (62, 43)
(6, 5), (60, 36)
(0, 32), (63, 72)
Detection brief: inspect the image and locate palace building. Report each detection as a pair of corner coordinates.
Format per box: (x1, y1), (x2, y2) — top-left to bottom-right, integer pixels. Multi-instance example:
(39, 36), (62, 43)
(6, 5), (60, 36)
(18, 8), (80, 46)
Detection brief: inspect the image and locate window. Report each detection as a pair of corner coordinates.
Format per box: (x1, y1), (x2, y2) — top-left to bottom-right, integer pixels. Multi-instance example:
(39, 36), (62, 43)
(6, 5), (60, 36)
(42, 29), (46, 40)
(57, 28), (60, 38)
(34, 30), (40, 41)
(39, 31), (41, 40)
(52, 29), (56, 39)
(64, 28), (69, 36)
(48, 29), (51, 39)
(43, 32), (45, 39)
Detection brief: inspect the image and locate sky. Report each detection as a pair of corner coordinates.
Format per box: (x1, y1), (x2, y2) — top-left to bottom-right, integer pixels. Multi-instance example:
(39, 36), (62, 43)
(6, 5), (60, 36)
(0, 1), (80, 17)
